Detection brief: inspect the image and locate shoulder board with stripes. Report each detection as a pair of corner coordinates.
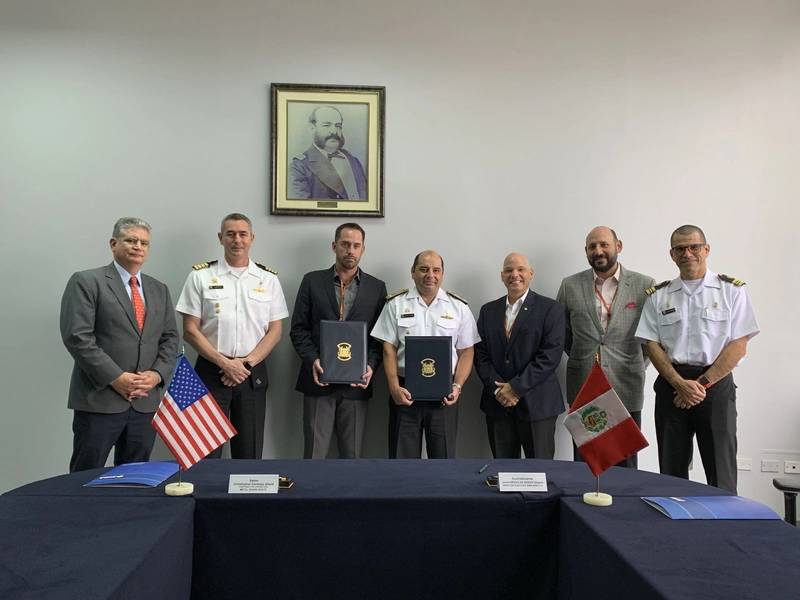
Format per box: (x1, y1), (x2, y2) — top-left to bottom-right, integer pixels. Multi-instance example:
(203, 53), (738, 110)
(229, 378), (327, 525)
(719, 274), (745, 286)
(255, 263), (278, 275)
(386, 288), (408, 301)
(446, 290), (468, 305)
(192, 260), (218, 271)
(645, 280), (670, 296)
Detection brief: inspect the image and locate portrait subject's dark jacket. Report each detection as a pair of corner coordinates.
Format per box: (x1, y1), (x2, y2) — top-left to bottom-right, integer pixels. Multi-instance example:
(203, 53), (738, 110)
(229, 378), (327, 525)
(289, 145), (367, 200)
(290, 267), (387, 399)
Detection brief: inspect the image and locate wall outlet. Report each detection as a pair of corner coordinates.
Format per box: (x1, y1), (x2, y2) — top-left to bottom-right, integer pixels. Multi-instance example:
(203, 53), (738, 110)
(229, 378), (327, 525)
(784, 461), (800, 474)
(737, 457), (752, 471)
(761, 460), (781, 473)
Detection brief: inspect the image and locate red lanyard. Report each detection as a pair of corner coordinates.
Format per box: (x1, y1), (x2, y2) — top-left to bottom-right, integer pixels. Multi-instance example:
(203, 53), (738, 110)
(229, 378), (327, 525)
(594, 281), (616, 324)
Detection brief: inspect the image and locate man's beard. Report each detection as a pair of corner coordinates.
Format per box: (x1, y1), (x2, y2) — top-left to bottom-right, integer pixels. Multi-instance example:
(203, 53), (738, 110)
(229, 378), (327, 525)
(590, 253), (617, 273)
(316, 133), (345, 152)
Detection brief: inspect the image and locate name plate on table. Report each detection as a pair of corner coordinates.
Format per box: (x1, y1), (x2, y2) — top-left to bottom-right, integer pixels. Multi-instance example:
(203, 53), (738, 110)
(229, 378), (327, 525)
(498, 472), (548, 493)
(320, 320), (367, 384)
(405, 335), (452, 401)
(228, 474), (279, 494)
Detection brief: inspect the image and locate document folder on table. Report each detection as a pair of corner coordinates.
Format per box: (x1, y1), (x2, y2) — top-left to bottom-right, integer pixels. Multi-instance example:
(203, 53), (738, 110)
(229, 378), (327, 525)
(83, 461), (179, 487)
(642, 496), (781, 520)
(319, 320), (367, 385)
(404, 336), (452, 401)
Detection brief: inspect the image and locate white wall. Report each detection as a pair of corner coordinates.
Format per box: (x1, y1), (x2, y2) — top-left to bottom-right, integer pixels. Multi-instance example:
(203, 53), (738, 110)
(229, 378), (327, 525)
(1, 0), (798, 513)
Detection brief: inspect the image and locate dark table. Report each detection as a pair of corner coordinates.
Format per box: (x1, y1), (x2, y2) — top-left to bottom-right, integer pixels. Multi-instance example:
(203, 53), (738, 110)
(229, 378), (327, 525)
(558, 496), (800, 600)
(5, 459), (796, 600)
(0, 496), (193, 600)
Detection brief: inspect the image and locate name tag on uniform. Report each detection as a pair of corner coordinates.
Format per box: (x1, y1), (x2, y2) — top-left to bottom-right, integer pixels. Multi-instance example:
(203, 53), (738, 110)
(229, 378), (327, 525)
(209, 285), (224, 290)
(400, 312), (414, 319)
(661, 307), (676, 315)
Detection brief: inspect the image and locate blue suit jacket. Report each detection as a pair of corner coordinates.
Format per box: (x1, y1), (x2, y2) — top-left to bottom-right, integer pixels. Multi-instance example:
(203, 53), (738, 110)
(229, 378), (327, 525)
(474, 291), (566, 422)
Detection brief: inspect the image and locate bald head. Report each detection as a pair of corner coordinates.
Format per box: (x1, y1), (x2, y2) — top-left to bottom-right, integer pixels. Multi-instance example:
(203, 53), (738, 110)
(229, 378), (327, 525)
(585, 226), (622, 276)
(411, 250), (444, 298)
(501, 252), (534, 301)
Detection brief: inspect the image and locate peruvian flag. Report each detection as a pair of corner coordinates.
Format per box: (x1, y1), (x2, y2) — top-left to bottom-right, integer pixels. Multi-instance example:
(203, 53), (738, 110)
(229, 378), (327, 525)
(564, 363), (648, 476)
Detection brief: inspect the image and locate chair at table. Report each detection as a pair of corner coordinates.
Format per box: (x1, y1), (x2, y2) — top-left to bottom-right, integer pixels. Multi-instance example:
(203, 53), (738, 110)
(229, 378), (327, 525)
(773, 478), (799, 525)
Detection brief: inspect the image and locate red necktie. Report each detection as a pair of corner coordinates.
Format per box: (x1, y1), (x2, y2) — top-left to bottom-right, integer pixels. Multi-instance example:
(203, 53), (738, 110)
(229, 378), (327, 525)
(130, 277), (146, 331)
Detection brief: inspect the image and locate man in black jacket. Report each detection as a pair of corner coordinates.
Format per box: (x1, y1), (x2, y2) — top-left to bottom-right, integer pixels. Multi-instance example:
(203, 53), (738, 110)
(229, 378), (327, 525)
(474, 253), (565, 459)
(290, 223), (387, 458)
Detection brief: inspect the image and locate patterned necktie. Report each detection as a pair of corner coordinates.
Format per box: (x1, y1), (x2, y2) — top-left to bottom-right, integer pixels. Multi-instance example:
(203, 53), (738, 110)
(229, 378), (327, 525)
(129, 276), (146, 331)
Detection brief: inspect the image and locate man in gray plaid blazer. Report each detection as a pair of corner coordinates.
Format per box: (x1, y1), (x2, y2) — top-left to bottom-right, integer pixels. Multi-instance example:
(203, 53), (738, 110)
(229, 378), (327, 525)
(556, 226), (655, 468)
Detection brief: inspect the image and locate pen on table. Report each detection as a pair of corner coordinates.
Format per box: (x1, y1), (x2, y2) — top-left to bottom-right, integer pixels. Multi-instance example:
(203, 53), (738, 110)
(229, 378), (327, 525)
(478, 462), (491, 474)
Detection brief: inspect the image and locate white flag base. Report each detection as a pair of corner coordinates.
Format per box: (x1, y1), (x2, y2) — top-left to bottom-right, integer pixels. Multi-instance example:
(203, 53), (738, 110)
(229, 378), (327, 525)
(165, 482), (194, 496)
(583, 491), (612, 506)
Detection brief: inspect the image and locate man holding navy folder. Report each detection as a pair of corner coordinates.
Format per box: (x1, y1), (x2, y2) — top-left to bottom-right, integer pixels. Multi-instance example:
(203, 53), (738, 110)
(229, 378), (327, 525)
(290, 223), (387, 459)
(371, 250), (480, 459)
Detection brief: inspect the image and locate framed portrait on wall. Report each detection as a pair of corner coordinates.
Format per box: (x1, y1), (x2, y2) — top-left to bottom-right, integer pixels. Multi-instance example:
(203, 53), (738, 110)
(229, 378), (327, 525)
(270, 83), (385, 217)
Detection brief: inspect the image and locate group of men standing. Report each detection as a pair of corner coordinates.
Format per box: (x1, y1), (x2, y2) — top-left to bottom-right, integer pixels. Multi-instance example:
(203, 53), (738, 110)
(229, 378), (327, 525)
(60, 215), (758, 493)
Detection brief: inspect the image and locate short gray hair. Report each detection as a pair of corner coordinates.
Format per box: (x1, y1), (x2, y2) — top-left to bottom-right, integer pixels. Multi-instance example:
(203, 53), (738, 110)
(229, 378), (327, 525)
(112, 217), (151, 239)
(220, 212), (252, 232)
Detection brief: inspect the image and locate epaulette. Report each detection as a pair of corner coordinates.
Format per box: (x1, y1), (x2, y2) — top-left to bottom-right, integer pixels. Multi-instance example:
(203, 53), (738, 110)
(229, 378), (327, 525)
(256, 262), (278, 275)
(447, 290), (468, 305)
(386, 288), (408, 301)
(292, 153), (305, 161)
(719, 274), (745, 286)
(645, 281), (670, 296)
(192, 260), (217, 271)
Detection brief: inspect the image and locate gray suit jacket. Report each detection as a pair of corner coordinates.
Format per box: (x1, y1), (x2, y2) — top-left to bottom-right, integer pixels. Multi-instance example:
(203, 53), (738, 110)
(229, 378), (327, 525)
(556, 266), (655, 413)
(60, 263), (179, 414)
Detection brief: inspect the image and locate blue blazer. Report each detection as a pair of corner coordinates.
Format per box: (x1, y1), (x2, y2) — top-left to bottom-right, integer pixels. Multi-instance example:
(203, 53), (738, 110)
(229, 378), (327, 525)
(474, 291), (565, 422)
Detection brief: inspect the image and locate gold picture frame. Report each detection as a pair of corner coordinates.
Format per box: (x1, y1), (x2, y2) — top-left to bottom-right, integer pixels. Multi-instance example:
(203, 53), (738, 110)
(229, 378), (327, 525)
(270, 83), (385, 217)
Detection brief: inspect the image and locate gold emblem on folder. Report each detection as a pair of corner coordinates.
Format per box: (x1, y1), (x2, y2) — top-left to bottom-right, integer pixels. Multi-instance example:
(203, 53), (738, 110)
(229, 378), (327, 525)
(336, 343), (352, 362)
(421, 358), (436, 378)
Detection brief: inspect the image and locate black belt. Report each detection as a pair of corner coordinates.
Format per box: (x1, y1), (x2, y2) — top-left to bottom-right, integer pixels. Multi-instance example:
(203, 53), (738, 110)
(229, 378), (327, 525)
(671, 363), (710, 378)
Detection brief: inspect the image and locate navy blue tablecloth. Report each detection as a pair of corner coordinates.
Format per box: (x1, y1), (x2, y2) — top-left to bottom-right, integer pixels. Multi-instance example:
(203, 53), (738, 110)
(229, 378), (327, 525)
(0, 496), (193, 600)
(558, 496), (800, 600)
(5, 459), (790, 600)
(185, 459), (562, 600)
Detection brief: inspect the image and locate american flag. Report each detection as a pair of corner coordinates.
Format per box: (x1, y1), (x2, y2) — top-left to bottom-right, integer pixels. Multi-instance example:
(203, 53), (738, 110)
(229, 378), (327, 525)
(152, 355), (237, 470)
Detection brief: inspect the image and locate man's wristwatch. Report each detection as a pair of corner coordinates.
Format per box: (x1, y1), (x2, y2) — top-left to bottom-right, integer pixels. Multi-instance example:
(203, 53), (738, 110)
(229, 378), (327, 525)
(697, 374), (711, 389)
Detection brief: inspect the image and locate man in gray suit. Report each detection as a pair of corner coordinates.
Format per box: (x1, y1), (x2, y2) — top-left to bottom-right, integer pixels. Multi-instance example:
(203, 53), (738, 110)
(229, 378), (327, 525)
(556, 226), (654, 468)
(60, 217), (179, 472)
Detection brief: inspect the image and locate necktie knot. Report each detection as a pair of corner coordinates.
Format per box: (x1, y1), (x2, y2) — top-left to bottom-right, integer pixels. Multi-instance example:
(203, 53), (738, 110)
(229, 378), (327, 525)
(130, 276), (139, 287)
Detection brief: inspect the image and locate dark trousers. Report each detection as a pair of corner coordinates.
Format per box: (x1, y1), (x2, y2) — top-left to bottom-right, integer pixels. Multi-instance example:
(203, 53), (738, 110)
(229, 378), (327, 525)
(303, 390), (368, 459)
(70, 408), (156, 472)
(487, 413), (557, 459)
(196, 356), (268, 460)
(388, 377), (457, 459)
(655, 365), (737, 493)
(573, 411), (642, 469)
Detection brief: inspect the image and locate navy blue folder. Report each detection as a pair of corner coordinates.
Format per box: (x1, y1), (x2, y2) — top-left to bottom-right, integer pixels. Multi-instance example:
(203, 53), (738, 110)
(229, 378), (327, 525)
(319, 320), (367, 384)
(405, 336), (452, 401)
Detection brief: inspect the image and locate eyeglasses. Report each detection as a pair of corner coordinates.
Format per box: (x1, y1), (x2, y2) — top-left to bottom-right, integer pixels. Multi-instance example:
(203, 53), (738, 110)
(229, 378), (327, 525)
(670, 244), (705, 255)
(121, 237), (150, 248)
